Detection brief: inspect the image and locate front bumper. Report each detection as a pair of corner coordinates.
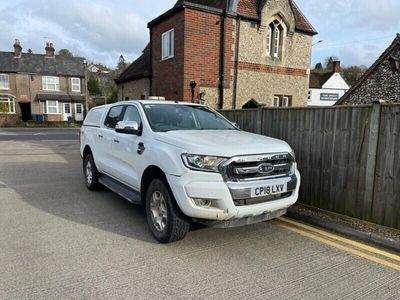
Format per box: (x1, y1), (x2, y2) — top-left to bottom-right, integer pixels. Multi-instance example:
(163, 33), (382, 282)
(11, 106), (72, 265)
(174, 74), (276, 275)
(166, 169), (300, 224)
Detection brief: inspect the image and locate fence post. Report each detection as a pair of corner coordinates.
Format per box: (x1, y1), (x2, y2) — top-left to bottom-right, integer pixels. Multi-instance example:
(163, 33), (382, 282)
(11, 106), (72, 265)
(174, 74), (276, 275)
(364, 102), (381, 221)
(256, 106), (263, 134)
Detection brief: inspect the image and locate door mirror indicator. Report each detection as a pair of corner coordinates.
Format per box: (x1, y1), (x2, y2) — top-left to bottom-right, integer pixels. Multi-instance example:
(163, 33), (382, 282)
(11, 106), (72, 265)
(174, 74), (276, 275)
(115, 121), (142, 135)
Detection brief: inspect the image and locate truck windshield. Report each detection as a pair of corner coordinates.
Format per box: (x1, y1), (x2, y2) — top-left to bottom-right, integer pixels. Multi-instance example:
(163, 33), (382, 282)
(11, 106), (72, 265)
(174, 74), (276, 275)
(142, 103), (237, 132)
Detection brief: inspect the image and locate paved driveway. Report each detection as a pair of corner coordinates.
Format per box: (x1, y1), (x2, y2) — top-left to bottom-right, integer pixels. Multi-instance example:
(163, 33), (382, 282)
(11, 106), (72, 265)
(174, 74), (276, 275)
(0, 129), (399, 299)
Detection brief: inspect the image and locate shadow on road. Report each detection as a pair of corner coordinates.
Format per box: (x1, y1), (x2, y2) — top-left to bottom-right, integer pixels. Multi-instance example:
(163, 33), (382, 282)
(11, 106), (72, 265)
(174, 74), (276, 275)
(0, 138), (210, 244)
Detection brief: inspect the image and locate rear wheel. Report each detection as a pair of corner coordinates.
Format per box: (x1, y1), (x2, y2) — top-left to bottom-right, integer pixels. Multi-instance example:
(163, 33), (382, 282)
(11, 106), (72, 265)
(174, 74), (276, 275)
(146, 179), (190, 243)
(83, 154), (101, 190)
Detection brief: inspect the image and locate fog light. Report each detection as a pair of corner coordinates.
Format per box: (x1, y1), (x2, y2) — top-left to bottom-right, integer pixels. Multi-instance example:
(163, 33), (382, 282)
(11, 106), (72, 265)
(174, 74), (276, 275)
(193, 198), (212, 207)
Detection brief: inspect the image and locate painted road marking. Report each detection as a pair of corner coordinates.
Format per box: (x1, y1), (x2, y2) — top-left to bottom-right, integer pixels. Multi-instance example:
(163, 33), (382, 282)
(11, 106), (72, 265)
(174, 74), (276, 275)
(278, 217), (400, 263)
(276, 222), (400, 271)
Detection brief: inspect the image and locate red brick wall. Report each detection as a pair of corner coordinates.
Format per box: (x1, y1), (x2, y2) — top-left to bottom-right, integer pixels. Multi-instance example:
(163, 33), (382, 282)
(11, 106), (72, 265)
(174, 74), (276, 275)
(183, 10), (235, 102)
(151, 8), (236, 103)
(45, 114), (63, 122)
(151, 10), (185, 100)
(238, 62), (308, 77)
(0, 114), (18, 126)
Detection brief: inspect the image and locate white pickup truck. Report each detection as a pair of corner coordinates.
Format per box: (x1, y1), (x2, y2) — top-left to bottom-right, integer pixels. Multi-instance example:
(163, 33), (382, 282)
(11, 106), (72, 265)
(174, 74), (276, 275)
(80, 101), (300, 243)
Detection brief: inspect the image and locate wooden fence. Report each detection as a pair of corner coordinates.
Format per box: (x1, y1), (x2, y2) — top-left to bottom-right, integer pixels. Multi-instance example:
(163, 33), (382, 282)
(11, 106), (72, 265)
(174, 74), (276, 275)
(220, 104), (400, 229)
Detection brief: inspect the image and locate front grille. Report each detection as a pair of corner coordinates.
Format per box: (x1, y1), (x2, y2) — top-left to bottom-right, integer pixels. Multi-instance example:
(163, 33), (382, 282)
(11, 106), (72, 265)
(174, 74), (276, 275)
(220, 153), (293, 182)
(233, 192), (292, 206)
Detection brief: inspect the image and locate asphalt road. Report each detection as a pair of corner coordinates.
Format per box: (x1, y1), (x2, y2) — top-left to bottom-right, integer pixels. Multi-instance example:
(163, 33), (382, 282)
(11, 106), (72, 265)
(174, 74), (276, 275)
(0, 128), (79, 141)
(0, 129), (399, 300)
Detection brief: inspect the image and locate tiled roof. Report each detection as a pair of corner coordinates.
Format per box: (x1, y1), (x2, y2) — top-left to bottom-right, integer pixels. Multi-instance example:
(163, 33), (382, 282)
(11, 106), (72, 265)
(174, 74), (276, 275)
(237, 0), (259, 20)
(169, 0), (316, 34)
(116, 45), (151, 84)
(176, 0), (225, 9)
(0, 52), (85, 77)
(336, 34), (400, 105)
(289, 0), (317, 34)
(309, 71), (334, 89)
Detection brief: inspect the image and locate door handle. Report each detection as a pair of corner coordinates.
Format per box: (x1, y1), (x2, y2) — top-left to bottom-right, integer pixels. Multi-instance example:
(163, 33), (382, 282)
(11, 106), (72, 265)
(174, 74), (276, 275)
(137, 142), (145, 155)
(113, 139), (120, 143)
(98, 134), (103, 138)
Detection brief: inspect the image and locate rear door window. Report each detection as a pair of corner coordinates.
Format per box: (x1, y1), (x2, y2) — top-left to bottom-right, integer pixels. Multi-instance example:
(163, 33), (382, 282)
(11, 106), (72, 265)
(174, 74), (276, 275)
(83, 107), (105, 127)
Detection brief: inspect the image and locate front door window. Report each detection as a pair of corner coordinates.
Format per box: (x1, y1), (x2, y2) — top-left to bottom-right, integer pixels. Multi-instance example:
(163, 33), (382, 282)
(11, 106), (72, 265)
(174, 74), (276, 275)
(63, 103), (72, 121)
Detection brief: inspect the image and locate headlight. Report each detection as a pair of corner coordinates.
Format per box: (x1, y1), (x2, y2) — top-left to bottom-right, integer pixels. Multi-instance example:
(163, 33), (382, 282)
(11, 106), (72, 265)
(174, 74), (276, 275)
(289, 149), (296, 160)
(181, 154), (227, 173)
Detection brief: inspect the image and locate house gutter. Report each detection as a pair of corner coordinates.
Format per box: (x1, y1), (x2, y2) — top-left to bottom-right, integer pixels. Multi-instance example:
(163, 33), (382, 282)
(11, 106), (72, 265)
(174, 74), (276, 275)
(232, 16), (241, 109)
(149, 29), (153, 96)
(218, 1), (229, 109)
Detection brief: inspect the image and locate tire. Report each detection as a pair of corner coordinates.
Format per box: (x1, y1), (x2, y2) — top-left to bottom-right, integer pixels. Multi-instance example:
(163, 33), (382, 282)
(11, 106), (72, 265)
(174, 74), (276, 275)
(83, 154), (101, 191)
(146, 178), (190, 243)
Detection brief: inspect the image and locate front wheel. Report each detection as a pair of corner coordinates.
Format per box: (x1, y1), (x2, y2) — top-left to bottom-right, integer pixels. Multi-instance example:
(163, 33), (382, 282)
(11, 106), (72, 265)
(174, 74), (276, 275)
(146, 179), (190, 243)
(83, 154), (101, 191)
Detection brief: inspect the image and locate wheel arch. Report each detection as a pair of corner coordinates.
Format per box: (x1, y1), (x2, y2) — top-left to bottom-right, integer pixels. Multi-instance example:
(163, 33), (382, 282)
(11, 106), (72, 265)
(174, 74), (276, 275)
(140, 165), (167, 205)
(83, 145), (92, 158)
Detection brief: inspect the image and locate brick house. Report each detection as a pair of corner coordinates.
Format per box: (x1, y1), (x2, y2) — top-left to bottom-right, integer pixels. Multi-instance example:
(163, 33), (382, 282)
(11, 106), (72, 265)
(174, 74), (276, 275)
(117, 0), (317, 109)
(337, 34), (400, 105)
(0, 40), (86, 123)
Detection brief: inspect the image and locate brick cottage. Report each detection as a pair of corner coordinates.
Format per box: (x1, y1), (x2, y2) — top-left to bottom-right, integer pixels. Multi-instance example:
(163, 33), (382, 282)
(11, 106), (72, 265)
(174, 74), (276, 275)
(117, 0), (317, 109)
(0, 40), (86, 124)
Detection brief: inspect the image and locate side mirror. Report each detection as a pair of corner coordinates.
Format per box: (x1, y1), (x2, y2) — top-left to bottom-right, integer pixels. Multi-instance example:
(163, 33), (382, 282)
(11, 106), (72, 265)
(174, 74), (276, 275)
(115, 121), (141, 135)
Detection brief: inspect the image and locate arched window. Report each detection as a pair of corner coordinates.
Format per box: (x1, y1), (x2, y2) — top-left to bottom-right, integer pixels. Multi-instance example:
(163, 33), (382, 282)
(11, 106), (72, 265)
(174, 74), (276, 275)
(266, 20), (284, 59)
(266, 26), (272, 56)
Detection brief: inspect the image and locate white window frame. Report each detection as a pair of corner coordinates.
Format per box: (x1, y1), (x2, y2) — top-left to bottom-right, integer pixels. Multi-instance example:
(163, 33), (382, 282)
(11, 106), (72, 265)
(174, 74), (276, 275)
(272, 96), (280, 107)
(45, 100), (59, 114)
(266, 21), (283, 59)
(266, 26), (272, 57)
(274, 26), (280, 58)
(0, 98), (15, 114)
(161, 29), (175, 60)
(0, 74), (10, 90)
(282, 96), (289, 107)
(42, 76), (60, 91)
(273, 96), (291, 107)
(71, 78), (81, 93)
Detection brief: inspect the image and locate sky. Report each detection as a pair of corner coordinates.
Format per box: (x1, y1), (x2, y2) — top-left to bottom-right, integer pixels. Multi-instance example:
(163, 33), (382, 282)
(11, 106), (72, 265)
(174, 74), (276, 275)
(0, 0), (399, 68)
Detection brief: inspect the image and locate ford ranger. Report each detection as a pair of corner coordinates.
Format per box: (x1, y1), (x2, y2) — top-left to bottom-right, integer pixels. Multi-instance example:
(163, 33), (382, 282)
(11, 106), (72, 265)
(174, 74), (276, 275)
(80, 101), (300, 243)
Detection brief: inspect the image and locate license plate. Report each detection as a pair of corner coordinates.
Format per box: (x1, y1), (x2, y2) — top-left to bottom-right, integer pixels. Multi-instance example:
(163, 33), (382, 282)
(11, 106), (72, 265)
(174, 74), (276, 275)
(251, 183), (287, 198)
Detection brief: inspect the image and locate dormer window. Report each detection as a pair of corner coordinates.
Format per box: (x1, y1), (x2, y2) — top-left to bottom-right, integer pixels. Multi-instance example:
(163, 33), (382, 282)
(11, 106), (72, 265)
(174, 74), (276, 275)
(266, 20), (284, 59)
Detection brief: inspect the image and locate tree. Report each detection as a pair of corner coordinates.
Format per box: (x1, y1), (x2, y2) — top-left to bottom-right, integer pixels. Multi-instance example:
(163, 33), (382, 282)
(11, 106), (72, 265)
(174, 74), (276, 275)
(107, 86), (119, 104)
(117, 55), (128, 73)
(58, 49), (73, 57)
(324, 56), (340, 70)
(314, 62), (323, 71)
(87, 74), (102, 96)
(342, 66), (368, 87)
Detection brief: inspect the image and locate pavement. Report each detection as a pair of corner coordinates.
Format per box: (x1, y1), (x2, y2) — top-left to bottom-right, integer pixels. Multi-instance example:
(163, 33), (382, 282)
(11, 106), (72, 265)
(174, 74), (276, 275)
(0, 128), (399, 300)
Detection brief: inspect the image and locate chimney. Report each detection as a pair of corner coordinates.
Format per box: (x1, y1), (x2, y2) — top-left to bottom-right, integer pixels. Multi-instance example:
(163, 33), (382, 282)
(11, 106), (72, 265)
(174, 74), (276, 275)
(332, 61), (341, 73)
(13, 39), (22, 57)
(45, 42), (55, 57)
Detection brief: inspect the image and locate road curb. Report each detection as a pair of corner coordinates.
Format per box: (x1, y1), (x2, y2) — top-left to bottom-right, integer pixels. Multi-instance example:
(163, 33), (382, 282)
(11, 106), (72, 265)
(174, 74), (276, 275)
(286, 208), (400, 253)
